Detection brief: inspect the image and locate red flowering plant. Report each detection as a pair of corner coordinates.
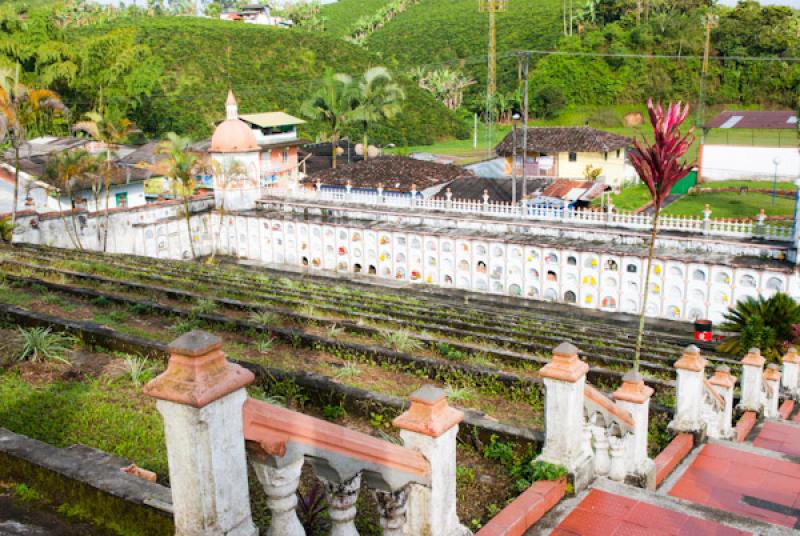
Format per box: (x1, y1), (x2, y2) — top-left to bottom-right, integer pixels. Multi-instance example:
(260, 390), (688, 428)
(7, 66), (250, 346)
(629, 100), (696, 371)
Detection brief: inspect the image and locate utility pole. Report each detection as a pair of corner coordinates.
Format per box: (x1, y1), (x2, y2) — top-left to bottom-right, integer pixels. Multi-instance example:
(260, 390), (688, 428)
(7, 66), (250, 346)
(517, 51), (531, 203)
(696, 11), (718, 184)
(480, 0), (508, 157)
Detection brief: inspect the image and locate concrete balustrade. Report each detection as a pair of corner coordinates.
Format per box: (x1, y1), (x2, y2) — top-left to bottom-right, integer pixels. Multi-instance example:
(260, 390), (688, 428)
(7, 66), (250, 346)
(146, 330), (476, 536)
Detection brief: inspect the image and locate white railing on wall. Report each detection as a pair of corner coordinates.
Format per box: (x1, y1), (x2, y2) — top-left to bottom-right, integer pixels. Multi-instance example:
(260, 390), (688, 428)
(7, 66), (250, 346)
(264, 185), (794, 243)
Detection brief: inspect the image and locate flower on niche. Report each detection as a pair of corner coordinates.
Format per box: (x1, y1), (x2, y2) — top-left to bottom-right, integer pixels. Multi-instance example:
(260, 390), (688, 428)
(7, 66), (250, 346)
(652, 284), (661, 294)
(338, 247), (346, 255)
(591, 259), (598, 267)
(427, 275), (433, 283)
(380, 254), (386, 261)
(722, 295), (729, 303)
(654, 265), (662, 275)
(585, 295), (593, 304)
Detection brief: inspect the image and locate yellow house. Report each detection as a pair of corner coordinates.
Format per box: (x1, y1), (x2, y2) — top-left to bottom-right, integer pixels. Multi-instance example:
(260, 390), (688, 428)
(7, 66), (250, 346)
(495, 126), (634, 190)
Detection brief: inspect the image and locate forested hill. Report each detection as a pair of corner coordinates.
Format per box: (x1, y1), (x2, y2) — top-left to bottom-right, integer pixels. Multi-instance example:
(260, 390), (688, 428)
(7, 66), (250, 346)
(322, 0), (800, 113)
(2, 6), (467, 144)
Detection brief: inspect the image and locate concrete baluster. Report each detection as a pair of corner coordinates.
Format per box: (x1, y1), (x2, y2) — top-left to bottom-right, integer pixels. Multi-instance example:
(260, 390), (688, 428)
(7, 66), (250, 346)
(782, 347), (800, 399)
(536, 342), (593, 490)
(763, 364), (781, 419)
(708, 365), (737, 439)
(143, 331), (258, 536)
(670, 345), (707, 435)
(252, 457), (305, 536)
(590, 416), (610, 477)
(739, 348), (765, 413)
(373, 487), (410, 536)
(322, 473), (361, 536)
(613, 371), (656, 489)
(393, 386), (470, 536)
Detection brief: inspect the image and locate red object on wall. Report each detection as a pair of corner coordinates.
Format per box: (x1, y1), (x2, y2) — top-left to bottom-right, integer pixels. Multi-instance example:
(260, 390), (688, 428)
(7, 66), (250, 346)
(694, 319), (712, 342)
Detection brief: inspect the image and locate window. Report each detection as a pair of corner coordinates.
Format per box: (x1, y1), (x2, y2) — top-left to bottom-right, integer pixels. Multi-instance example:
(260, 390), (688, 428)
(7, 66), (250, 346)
(281, 150), (289, 164)
(604, 152), (608, 161)
(568, 152), (577, 162)
(616, 149), (621, 158)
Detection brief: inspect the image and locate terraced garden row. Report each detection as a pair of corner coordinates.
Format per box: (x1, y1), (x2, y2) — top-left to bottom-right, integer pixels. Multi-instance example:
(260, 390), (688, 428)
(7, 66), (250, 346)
(8, 244), (735, 370)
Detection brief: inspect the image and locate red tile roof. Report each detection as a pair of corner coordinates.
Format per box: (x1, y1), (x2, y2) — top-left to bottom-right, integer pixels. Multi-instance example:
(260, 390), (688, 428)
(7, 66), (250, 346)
(496, 127), (631, 156)
(704, 110), (797, 130)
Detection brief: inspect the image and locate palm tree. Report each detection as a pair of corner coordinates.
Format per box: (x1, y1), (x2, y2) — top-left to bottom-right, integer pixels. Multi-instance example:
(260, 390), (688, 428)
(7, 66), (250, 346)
(155, 132), (209, 259)
(719, 293), (800, 361)
(73, 110), (137, 250)
(301, 71), (356, 170)
(629, 100), (695, 372)
(0, 67), (65, 229)
(40, 149), (98, 250)
(350, 67), (405, 161)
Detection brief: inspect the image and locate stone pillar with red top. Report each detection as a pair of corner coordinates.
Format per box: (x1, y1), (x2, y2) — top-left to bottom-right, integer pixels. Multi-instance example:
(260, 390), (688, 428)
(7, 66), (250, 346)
(782, 347), (800, 398)
(144, 331), (257, 536)
(763, 364), (782, 419)
(670, 345), (707, 436)
(708, 365), (737, 439)
(536, 342), (593, 491)
(393, 385), (471, 536)
(739, 348), (765, 413)
(613, 370), (656, 490)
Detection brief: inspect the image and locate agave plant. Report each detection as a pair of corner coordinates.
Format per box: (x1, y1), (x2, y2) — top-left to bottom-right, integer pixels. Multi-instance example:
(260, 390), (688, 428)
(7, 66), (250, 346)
(718, 293), (800, 361)
(17, 327), (75, 364)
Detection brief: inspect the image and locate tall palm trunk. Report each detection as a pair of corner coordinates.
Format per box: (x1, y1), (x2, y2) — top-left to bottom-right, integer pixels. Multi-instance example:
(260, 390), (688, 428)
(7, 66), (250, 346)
(633, 206), (660, 372)
(331, 130), (338, 169)
(183, 194), (196, 259)
(362, 121), (369, 161)
(11, 144), (20, 230)
(102, 148), (112, 251)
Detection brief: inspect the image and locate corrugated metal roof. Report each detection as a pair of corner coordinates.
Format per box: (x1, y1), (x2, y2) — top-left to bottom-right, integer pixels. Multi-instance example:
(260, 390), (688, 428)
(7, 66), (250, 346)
(239, 112), (305, 128)
(704, 110), (797, 130)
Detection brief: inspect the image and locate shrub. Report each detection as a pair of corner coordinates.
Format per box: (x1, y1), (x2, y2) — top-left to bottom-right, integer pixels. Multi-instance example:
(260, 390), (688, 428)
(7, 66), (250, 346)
(322, 403), (347, 421)
(531, 85), (566, 119)
(17, 327), (75, 364)
(250, 310), (279, 325)
(123, 355), (152, 388)
(718, 292), (800, 361)
(382, 330), (422, 353)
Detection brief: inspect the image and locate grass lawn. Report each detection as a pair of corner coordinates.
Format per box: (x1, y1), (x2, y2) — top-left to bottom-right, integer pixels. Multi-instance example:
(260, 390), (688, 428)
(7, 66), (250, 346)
(0, 371), (168, 476)
(698, 179), (797, 191)
(389, 122), (512, 164)
(606, 184), (652, 212)
(663, 191), (796, 219)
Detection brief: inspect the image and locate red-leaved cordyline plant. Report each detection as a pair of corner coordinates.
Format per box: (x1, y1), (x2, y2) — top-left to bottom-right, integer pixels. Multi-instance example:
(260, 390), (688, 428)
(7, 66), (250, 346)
(630, 100), (696, 373)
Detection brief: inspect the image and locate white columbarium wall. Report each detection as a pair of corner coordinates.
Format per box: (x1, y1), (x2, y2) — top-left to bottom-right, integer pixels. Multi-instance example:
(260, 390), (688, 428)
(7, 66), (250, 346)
(196, 213), (797, 324)
(13, 203), (798, 324)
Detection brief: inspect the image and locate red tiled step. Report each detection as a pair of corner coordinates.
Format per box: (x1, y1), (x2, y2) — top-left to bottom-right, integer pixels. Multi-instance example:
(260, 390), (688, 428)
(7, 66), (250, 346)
(476, 478), (566, 536)
(754, 421), (800, 458)
(735, 412), (758, 442)
(553, 489), (750, 535)
(779, 400), (794, 420)
(669, 443), (800, 529)
(654, 433), (694, 487)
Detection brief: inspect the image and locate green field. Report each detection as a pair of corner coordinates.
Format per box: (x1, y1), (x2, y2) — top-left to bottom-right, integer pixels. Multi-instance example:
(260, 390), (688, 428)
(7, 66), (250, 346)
(664, 191), (796, 219)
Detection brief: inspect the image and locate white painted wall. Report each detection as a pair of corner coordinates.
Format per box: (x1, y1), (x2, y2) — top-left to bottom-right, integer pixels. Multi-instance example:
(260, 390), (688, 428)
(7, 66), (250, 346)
(702, 145), (800, 181)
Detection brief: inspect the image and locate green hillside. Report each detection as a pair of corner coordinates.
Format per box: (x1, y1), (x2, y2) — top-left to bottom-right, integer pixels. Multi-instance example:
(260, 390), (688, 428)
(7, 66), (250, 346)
(368, 0), (562, 70)
(60, 16), (467, 144)
(320, 0), (393, 38)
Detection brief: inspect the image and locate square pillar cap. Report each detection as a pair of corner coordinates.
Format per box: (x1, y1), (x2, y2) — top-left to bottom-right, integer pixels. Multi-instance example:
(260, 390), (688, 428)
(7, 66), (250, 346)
(674, 344), (706, 372)
(539, 342), (588, 383)
(709, 365), (737, 389)
(144, 330), (254, 408)
(764, 363), (781, 382)
(393, 385), (464, 438)
(613, 370), (654, 404)
(742, 348), (765, 368)
(783, 347), (800, 364)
